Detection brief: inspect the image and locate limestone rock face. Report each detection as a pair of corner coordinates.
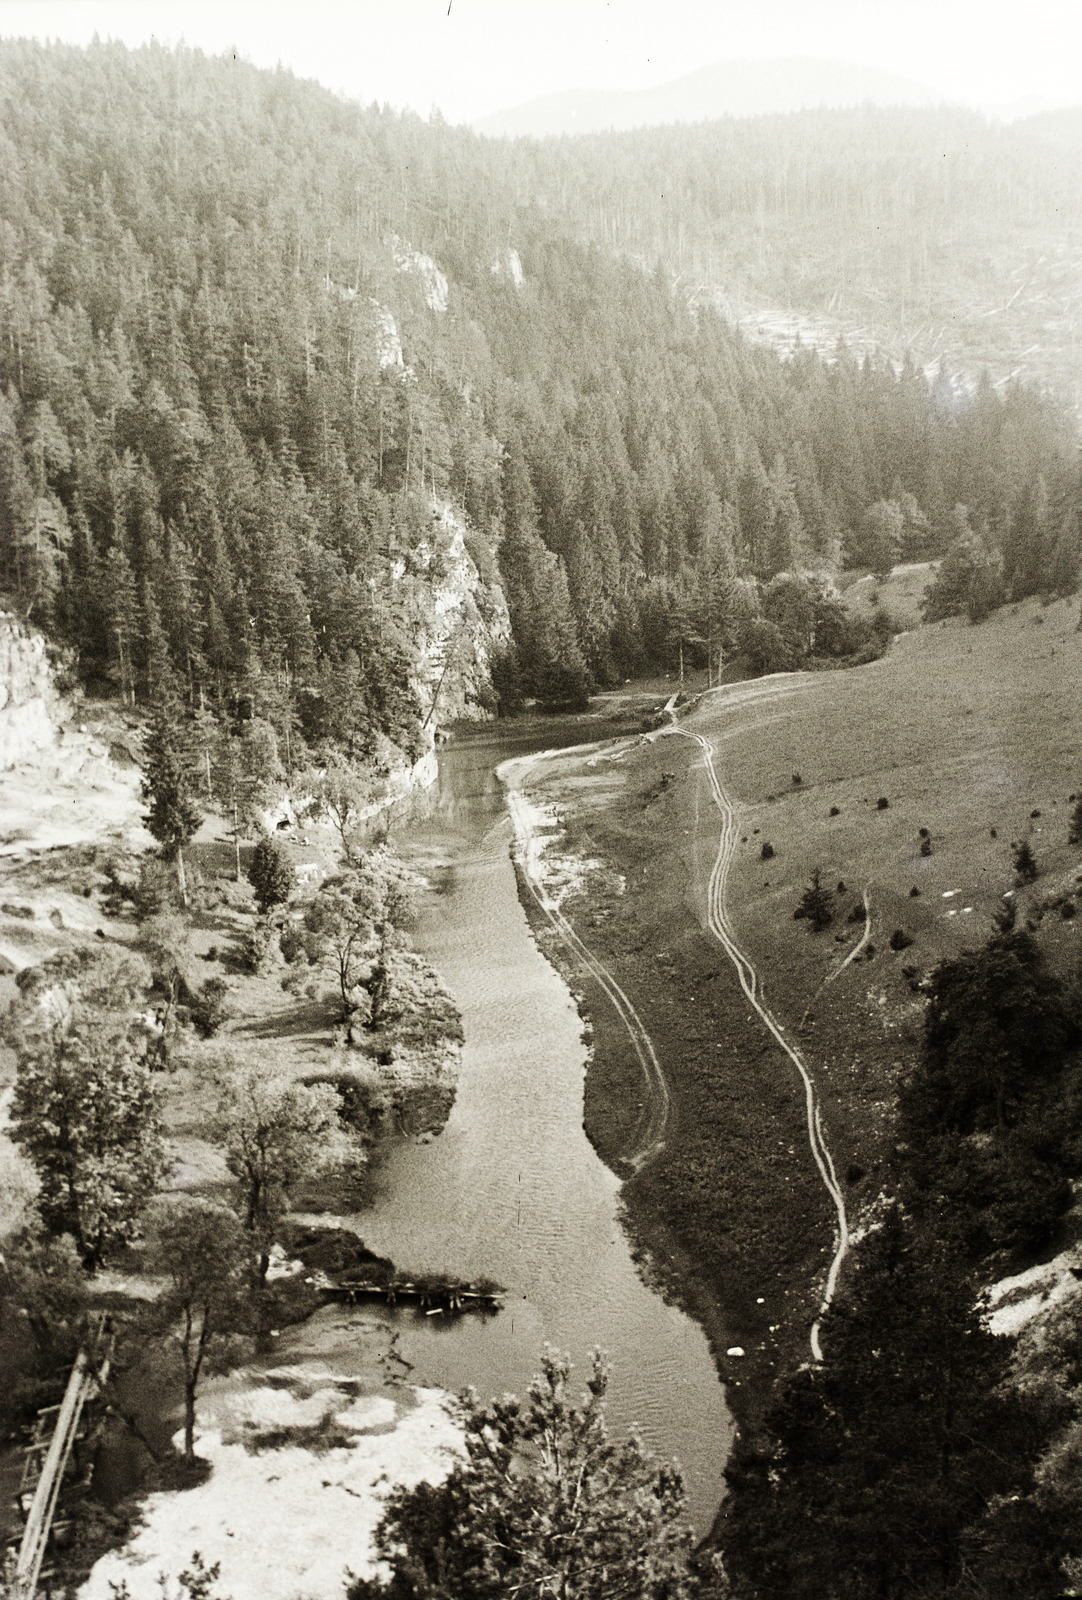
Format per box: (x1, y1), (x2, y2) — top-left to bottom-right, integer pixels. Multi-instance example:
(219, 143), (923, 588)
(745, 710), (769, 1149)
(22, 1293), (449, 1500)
(408, 502), (512, 736)
(0, 614), (60, 771)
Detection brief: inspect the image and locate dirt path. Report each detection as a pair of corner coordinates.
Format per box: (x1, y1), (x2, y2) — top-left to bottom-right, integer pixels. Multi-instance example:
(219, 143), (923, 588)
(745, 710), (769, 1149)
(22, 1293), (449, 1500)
(665, 681), (850, 1362)
(499, 744), (671, 1171)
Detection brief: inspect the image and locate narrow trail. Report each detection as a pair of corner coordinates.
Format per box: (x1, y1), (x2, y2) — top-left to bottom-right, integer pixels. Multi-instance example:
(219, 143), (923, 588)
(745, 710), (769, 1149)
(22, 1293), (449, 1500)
(665, 679), (850, 1362)
(801, 887), (873, 1030)
(498, 745), (670, 1171)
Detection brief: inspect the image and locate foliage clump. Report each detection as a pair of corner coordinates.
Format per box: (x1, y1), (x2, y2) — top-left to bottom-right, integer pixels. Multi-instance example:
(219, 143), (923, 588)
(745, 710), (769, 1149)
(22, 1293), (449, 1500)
(6, 945), (169, 1268)
(1069, 794), (1082, 846)
(247, 835), (296, 913)
(1013, 839), (1039, 883)
(722, 1206), (1071, 1597)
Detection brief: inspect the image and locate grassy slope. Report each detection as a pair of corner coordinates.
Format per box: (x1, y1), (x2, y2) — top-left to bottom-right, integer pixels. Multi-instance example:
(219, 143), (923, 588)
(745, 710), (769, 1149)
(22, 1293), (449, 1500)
(526, 595), (1082, 1433)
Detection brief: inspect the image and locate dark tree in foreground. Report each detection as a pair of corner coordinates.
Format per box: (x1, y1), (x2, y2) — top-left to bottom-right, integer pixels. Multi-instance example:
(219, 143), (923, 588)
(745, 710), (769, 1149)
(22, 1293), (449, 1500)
(795, 868), (834, 931)
(898, 928), (1080, 1254)
(8, 947), (168, 1268)
(721, 1207), (1059, 1600)
(247, 835), (296, 913)
(1069, 795), (1082, 846)
(349, 1348), (698, 1600)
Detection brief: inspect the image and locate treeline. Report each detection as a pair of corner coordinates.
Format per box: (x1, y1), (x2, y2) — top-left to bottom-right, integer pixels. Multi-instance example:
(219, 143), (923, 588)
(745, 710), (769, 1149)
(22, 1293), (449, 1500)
(721, 922), (1082, 1597)
(0, 41), (1079, 745)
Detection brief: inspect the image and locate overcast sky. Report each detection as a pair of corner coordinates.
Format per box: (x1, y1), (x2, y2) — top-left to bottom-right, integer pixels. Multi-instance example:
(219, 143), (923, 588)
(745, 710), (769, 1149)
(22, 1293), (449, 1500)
(0, 0), (1078, 124)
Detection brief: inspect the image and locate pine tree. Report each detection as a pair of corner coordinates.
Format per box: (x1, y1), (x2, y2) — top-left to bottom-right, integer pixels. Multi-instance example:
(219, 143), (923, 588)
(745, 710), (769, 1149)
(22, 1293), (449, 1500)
(350, 1348), (695, 1600)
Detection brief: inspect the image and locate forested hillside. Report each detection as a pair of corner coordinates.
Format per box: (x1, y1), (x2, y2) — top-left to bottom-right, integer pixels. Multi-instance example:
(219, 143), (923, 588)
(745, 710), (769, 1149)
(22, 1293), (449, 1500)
(502, 107), (1082, 413)
(0, 40), (1079, 754)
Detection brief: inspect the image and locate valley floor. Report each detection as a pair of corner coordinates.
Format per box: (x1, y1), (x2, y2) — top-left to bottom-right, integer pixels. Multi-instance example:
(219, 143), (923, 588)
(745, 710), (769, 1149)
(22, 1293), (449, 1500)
(515, 596), (1082, 1441)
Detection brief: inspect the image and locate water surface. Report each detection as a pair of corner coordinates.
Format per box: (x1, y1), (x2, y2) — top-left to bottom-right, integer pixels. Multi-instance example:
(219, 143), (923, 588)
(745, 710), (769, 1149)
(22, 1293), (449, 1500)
(346, 723), (732, 1531)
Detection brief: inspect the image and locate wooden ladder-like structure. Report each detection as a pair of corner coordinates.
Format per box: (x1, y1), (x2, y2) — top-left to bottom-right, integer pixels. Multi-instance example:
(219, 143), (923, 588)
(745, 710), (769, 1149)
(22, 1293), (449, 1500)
(5, 1314), (113, 1599)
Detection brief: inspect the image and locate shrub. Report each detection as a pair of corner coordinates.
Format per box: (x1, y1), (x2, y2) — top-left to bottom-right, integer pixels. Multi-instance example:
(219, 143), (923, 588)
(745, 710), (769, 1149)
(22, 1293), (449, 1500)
(740, 616), (794, 676)
(247, 837), (296, 914)
(188, 977), (230, 1037)
(760, 842), (775, 860)
(920, 837), (932, 857)
(240, 919), (276, 974)
(877, 797), (890, 811)
(889, 929), (914, 952)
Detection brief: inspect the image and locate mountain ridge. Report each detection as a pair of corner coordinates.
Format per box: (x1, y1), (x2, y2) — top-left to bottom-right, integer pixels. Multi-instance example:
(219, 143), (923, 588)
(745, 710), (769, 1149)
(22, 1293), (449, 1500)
(475, 55), (942, 139)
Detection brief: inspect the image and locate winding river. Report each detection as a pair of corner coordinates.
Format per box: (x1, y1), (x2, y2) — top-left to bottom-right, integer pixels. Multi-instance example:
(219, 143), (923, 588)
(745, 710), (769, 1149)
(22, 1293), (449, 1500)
(346, 721), (732, 1532)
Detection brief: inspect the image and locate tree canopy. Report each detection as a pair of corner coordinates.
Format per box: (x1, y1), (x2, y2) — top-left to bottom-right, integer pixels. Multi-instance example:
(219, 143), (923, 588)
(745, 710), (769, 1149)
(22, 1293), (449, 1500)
(350, 1348), (698, 1600)
(6, 945), (169, 1268)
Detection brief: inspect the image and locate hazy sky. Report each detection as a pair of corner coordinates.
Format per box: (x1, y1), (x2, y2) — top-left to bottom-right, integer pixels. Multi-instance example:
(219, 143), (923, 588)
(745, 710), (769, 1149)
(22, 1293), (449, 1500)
(0, 0), (1078, 124)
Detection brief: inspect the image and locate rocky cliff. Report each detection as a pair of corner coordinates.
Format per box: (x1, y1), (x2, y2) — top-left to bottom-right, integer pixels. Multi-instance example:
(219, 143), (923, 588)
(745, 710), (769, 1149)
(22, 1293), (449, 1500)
(408, 502), (511, 737)
(0, 614), (61, 772)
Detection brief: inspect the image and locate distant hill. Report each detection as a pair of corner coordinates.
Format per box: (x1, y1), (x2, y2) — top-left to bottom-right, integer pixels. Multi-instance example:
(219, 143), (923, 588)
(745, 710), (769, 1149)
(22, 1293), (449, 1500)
(475, 57), (941, 139)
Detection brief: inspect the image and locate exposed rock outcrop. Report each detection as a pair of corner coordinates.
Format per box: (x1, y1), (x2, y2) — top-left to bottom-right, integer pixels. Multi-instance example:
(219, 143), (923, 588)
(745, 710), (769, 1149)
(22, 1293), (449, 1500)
(408, 502), (511, 734)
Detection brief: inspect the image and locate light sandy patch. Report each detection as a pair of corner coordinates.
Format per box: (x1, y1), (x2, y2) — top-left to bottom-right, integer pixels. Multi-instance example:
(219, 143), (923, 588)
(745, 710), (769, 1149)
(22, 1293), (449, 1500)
(79, 1381), (461, 1600)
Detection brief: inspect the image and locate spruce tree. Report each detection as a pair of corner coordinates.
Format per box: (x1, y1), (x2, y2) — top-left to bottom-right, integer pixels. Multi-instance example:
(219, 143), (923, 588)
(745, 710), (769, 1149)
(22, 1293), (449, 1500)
(1013, 839), (1038, 884)
(796, 867), (834, 930)
(247, 835), (295, 913)
(142, 693), (203, 906)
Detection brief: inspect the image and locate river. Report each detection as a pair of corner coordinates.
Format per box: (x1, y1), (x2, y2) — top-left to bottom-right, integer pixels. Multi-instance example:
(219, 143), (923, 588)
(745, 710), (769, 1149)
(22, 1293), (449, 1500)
(345, 720), (732, 1531)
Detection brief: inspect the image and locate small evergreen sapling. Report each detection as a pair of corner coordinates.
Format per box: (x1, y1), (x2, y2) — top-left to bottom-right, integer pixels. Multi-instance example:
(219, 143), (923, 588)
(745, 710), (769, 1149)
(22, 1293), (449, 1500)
(795, 869), (834, 930)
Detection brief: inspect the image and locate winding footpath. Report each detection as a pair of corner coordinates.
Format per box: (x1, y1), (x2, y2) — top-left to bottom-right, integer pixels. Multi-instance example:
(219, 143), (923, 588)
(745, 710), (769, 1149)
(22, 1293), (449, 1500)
(500, 679), (852, 1361)
(666, 681), (850, 1361)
